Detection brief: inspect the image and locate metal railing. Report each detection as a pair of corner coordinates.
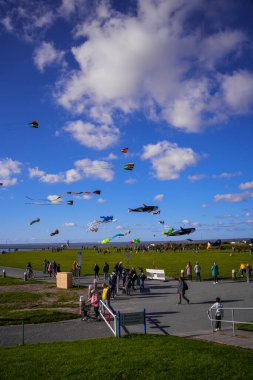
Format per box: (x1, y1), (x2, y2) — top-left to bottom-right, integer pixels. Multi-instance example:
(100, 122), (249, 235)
(207, 307), (253, 336)
(99, 300), (117, 336)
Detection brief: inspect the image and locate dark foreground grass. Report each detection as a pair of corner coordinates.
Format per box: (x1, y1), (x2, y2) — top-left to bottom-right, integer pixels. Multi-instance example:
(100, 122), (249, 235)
(0, 335), (252, 380)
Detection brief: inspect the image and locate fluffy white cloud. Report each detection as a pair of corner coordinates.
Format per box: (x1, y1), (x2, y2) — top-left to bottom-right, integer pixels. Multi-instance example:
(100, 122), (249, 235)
(0, 158), (22, 186)
(141, 141), (200, 180)
(29, 158), (114, 184)
(62, 222), (76, 227)
(154, 194), (164, 201)
(212, 171), (242, 179)
(221, 70), (253, 113)
(239, 181), (253, 190)
(75, 158), (114, 181)
(98, 197), (106, 203)
(188, 174), (206, 182)
(33, 41), (65, 72)
(64, 120), (119, 150)
(125, 178), (137, 185)
(1, 16), (13, 32)
(214, 192), (253, 203)
(55, 0), (250, 133)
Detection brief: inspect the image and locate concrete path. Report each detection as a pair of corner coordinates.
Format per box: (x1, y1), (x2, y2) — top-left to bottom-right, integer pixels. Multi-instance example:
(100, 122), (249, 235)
(1, 265), (253, 350)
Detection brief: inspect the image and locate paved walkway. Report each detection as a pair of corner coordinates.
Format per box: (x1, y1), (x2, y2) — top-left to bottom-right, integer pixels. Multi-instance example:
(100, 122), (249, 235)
(1, 265), (253, 350)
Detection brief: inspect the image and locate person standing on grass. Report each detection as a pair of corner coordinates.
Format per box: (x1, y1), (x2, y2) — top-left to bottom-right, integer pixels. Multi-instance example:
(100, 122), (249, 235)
(209, 297), (224, 331)
(186, 261), (192, 281)
(177, 276), (190, 304)
(211, 261), (219, 284)
(194, 262), (201, 281)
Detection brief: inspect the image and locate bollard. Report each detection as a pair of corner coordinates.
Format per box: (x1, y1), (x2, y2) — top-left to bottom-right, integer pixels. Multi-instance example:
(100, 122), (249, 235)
(79, 295), (85, 318)
(24, 271), (28, 281)
(232, 269), (236, 280)
(3, 269), (6, 278)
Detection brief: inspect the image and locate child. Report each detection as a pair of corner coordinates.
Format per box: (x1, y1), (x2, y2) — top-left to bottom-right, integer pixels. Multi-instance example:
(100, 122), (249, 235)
(210, 297), (224, 331)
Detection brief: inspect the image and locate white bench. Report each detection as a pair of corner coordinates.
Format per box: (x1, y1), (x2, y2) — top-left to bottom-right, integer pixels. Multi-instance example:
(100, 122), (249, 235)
(146, 268), (166, 281)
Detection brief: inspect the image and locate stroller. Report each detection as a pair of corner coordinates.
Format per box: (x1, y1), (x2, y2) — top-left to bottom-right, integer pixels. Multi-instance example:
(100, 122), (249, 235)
(81, 301), (100, 322)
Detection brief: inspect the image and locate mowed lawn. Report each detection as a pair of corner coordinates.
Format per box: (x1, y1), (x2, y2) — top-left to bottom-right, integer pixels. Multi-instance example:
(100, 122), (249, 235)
(0, 245), (252, 280)
(1, 335), (252, 380)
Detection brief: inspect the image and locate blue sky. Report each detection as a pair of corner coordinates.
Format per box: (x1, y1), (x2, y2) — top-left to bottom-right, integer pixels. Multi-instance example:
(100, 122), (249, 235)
(1, 0), (253, 244)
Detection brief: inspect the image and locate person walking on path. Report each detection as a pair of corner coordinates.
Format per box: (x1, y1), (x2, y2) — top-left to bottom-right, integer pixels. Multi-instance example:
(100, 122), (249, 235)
(88, 289), (101, 321)
(103, 262), (109, 281)
(194, 262), (201, 281)
(246, 263), (252, 284)
(209, 297), (224, 331)
(211, 261), (219, 284)
(177, 276), (190, 304)
(94, 263), (100, 279)
(186, 261), (192, 281)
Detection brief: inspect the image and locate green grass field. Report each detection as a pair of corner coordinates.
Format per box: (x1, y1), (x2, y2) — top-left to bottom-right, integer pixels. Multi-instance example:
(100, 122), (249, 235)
(0, 245), (252, 280)
(0, 335), (252, 380)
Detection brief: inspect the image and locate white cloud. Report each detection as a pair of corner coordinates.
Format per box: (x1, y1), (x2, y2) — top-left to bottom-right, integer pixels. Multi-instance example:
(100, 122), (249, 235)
(103, 153), (118, 161)
(212, 171), (242, 179)
(239, 181), (253, 190)
(1, 16), (14, 32)
(0, 158), (22, 186)
(55, 0), (250, 133)
(64, 120), (119, 150)
(202, 203), (210, 208)
(188, 174), (206, 182)
(75, 158), (114, 181)
(154, 194), (164, 201)
(221, 70), (253, 113)
(125, 178), (137, 185)
(214, 192), (253, 203)
(141, 141), (200, 180)
(98, 197), (106, 203)
(62, 222), (76, 227)
(116, 225), (123, 230)
(33, 41), (65, 72)
(29, 158), (114, 184)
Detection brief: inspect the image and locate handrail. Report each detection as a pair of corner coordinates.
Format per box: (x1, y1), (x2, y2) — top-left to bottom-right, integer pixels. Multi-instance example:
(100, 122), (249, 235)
(207, 307), (253, 336)
(99, 300), (117, 336)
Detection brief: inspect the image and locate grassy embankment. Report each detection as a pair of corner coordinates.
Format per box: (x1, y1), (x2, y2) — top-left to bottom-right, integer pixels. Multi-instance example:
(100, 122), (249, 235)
(0, 277), (81, 325)
(0, 335), (252, 380)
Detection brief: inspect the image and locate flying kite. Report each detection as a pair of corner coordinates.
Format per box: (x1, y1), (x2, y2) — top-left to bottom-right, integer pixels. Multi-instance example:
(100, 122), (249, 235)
(100, 216), (114, 222)
(29, 120), (39, 128)
(87, 216), (117, 232)
(25, 196), (73, 206)
(163, 227), (196, 236)
(29, 218), (40, 225)
(121, 147), (128, 153)
(130, 238), (140, 244)
(207, 240), (221, 249)
(50, 229), (59, 236)
(101, 238), (111, 244)
(152, 210), (161, 215)
(128, 204), (159, 213)
(66, 190), (101, 196)
(123, 163), (134, 171)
